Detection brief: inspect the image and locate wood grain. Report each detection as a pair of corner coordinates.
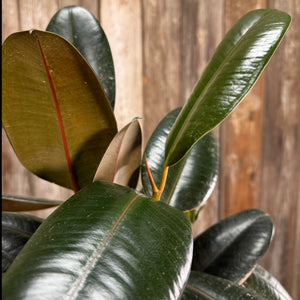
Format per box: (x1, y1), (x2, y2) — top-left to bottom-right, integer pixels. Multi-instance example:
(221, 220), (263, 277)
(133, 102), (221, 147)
(180, 0), (224, 236)
(220, 0), (266, 217)
(2, 1), (299, 297)
(59, 0), (99, 19)
(17, 0), (60, 31)
(2, 0), (20, 42)
(142, 0), (182, 143)
(260, 1), (300, 298)
(100, 0), (143, 132)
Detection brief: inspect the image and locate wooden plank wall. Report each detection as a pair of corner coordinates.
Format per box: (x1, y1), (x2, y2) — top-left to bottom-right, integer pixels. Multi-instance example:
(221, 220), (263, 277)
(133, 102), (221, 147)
(2, 0), (299, 298)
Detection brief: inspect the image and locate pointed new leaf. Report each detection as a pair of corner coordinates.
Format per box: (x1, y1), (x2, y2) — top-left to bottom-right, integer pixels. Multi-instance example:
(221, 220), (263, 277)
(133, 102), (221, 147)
(94, 119), (142, 188)
(243, 265), (292, 300)
(2, 30), (117, 191)
(192, 209), (274, 284)
(2, 212), (42, 272)
(181, 271), (267, 299)
(141, 108), (218, 211)
(46, 5), (116, 109)
(165, 9), (291, 166)
(2, 181), (193, 299)
(2, 195), (63, 211)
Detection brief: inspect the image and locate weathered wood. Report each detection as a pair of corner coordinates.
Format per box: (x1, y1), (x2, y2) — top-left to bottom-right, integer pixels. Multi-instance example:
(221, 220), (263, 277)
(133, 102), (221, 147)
(17, 0), (60, 31)
(180, 0), (224, 236)
(2, 0), (20, 42)
(100, 0), (143, 132)
(60, 0), (99, 19)
(142, 0), (182, 143)
(260, 1), (300, 298)
(2, 1), (299, 297)
(295, 182), (300, 300)
(220, 0), (266, 217)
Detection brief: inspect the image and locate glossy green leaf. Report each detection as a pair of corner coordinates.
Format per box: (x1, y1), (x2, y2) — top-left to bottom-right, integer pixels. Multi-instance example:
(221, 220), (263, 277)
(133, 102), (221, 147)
(2, 181), (193, 299)
(243, 265), (292, 300)
(94, 119), (142, 189)
(46, 5), (116, 109)
(181, 271), (267, 299)
(2, 30), (117, 191)
(165, 9), (291, 166)
(141, 108), (219, 212)
(192, 209), (274, 284)
(2, 212), (42, 272)
(2, 195), (63, 211)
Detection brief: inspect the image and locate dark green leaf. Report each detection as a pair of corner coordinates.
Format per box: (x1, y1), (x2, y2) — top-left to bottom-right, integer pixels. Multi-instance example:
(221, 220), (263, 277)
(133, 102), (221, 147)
(46, 5), (116, 109)
(2, 181), (193, 299)
(181, 271), (267, 299)
(2, 195), (63, 211)
(192, 209), (274, 284)
(243, 265), (292, 300)
(2, 30), (117, 191)
(2, 212), (42, 272)
(141, 108), (219, 212)
(94, 119), (142, 189)
(165, 9), (291, 166)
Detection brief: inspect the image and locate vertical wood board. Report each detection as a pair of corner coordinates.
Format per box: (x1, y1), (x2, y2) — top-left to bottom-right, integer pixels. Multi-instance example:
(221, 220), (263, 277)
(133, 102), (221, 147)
(1, 1), (299, 297)
(142, 0), (182, 143)
(100, 0), (143, 132)
(260, 1), (300, 298)
(180, 0), (224, 236)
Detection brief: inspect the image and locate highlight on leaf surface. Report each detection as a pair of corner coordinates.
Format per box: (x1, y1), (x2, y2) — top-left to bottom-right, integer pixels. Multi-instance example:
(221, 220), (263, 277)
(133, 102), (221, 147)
(3, 181), (193, 300)
(243, 265), (292, 300)
(2, 212), (43, 272)
(192, 209), (274, 284)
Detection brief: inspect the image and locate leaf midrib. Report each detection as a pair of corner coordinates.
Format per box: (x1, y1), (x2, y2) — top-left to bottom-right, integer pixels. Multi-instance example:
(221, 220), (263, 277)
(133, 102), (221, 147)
(32, 31), (79, 192)
(67, 194), (140, 299)
(186, 283), (215, 300)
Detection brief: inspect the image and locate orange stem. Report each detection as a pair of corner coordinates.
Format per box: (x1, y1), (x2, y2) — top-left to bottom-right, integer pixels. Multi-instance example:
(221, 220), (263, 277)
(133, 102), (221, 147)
(144, 154), (159, 195)
(144, 154), (169, 201)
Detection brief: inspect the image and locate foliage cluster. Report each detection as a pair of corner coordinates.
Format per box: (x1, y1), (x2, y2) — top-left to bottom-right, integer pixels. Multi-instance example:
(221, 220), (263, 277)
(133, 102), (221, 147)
(2, 6), (292, 299)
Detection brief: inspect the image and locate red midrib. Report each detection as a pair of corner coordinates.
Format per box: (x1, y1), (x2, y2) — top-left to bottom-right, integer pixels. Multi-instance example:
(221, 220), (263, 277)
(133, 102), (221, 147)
(33, 32), (79, 192)
(186, 284), (215, 300)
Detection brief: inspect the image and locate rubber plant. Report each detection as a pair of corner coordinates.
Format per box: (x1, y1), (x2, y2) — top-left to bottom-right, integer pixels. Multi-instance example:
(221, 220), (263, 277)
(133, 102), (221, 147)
(2, 6), (292, 300)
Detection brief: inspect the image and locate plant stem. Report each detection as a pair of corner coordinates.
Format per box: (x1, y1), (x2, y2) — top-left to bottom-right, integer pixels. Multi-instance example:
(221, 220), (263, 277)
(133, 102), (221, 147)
(158, 166), (169, 198)
(144, 154), (159, 195)
(154, 165), (168, 200)
(144, 155), (169, 201)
